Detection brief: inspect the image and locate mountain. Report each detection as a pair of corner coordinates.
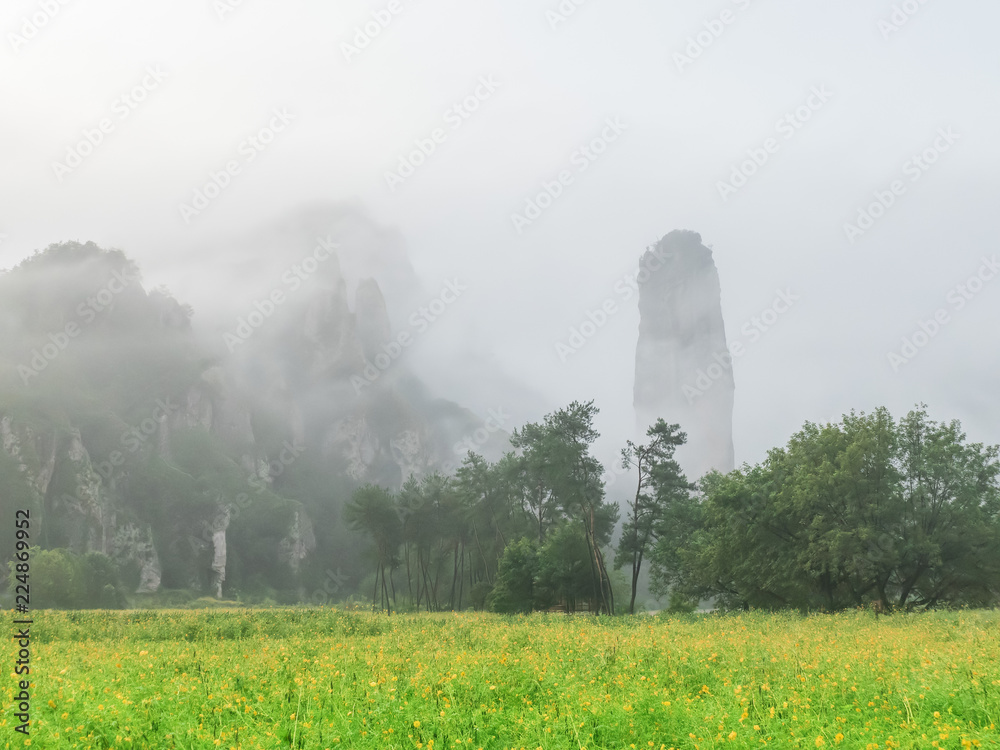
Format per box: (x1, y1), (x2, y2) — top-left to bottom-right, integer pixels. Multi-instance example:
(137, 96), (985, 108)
(633, 230), (735, 479)
(0, 232), (505, 604)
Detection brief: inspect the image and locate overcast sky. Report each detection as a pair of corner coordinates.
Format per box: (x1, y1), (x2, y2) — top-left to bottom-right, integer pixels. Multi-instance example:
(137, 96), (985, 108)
(3, 0), (998, 475)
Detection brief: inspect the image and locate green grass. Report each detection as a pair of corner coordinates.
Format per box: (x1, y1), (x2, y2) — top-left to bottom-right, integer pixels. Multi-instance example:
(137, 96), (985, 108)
(4, 609), (1000, 748)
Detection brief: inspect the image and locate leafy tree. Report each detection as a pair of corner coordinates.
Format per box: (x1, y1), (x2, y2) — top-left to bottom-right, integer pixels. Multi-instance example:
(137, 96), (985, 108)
(677, 407), (1000, 611)
(535, 523), (593, 612)
(615, 419), (694, 613)
(14, 548), (126, 608)
(453, 453), (508, 587)
(344, 484), (402, 612)
(487, 538), (538, 614)
(892, 407), (1000, 607)
(14, 548), (83, 608)
(510, 401), (617, 613)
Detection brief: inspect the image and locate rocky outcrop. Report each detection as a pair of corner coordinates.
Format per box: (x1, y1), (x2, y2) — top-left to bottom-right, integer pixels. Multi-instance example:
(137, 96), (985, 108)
(1, 412), (165, 593)
(278, 509), (316, 575)
(355, 278), (392, 362)
(634, 230), (735, 479)
(111, 523), (161, 594)
(1, 415), (57, 506)
(207, 505), (231, 599)
(0, 226), (504, 602)
(64, 428), (113, 554)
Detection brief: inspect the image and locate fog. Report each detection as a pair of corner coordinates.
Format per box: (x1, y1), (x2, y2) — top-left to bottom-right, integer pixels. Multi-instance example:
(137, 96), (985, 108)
(3, 0), (999, 475)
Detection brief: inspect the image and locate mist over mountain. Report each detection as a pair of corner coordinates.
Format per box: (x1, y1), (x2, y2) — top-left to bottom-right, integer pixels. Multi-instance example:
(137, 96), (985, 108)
(0, 229), (510, 603)
(634, 230), (735, 479)
(3, 1), (999, 612)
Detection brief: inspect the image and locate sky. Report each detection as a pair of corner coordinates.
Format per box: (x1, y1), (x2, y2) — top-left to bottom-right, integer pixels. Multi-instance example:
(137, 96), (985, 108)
(2, 0), (999, 477)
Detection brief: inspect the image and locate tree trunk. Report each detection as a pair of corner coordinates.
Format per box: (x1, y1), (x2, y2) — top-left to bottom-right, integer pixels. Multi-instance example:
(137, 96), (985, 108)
(457, 541), (466, 610)
(472, 522), (494, 585)
(404, 541), (413, 603)
(629, 550), (643, 614)
(449, 542), (459, 609)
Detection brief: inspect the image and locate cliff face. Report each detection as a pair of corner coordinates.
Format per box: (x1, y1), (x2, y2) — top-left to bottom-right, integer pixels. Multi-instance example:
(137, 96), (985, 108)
(634, 230), (735, 479)
(0, 227), (500, 601)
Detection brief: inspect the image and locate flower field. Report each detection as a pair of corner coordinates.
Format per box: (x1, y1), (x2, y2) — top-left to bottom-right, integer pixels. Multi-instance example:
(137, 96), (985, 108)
(4, 608), (999, 749)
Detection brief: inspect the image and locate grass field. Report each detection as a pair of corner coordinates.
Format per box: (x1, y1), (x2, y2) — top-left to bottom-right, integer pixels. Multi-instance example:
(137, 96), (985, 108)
(3, 608), (999, 749)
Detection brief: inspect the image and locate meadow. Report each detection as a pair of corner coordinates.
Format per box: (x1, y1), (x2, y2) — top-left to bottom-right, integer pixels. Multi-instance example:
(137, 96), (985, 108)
(3, 608), (999, 749)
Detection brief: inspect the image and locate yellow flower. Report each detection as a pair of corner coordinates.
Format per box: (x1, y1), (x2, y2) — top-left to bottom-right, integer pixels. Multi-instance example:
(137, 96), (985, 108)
(414, 720), (421, 728)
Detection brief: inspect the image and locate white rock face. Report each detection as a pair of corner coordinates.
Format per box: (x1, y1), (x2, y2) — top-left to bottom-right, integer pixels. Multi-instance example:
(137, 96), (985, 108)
(112, 523), (162, 594)
(1, 416), (57, 501)
(634, 230), (735, 480)
(209, 506), (231, 599)
(279, 510), (317, 575)
(65, 428), (113, 554)
(390, 428), (429, 483)
(325, 416), (378, 480)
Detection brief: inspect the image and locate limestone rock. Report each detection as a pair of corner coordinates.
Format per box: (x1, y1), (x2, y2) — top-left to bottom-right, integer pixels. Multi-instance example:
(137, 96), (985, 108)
(633, 230), (735, 479)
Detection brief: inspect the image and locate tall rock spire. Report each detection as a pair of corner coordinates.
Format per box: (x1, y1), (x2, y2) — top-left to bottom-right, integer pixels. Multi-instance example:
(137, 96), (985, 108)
(633, 230), (735, 480)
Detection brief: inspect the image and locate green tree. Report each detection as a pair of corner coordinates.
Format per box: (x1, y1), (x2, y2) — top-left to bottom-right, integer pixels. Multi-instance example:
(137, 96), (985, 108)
(344, 484), (402, 612)
(535, 523), (593, 612)
(510, 401), (617, 613)
(615, 419), (694, 613)
(679, 407), (1000, 611)
(23, 548), (84, 608)
(487, 538), (538, 614)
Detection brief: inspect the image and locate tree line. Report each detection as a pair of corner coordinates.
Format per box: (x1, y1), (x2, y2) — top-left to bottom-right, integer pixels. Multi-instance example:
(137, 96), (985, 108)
(345, 403), (1000, 614)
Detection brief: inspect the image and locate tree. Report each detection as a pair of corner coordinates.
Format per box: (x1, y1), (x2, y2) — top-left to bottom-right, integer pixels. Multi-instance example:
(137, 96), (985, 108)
(615, 419), (694, 613)
(344, 484), (401, 612)
(678, 407), (1000, 611)
(453, 452), (521, 589)
(892, 407), (1000, 607)
(510, 401), (618, 613)
(487, 539), (538, 614)
(535, 522), (593, 612)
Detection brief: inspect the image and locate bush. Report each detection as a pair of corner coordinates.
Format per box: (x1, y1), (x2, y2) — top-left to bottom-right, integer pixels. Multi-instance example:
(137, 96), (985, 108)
(11, 548), (127, 609)
(487, 539), (538, 614)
